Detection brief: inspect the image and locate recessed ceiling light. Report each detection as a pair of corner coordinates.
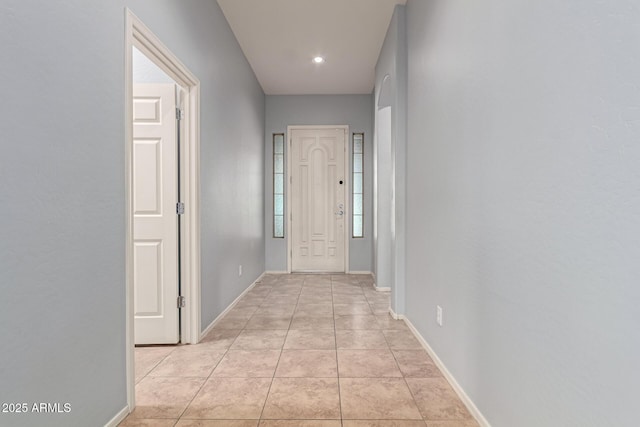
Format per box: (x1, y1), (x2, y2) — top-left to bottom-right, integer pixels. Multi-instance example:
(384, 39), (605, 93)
(313, 56), (325, 64)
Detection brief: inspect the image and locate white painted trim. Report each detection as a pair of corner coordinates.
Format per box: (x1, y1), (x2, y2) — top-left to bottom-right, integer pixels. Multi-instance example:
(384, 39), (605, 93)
(401, 315), (492, 427)
(286, 125), (350, 274)
(200, 272), (265, 340)
(388, 307), (400, 320)
(348, 270), (373, 275)
(373, 274), (391, 292)
(104, 405), (128, 427)
(265, 270), (289, 274)
(124, 7), (201, 417)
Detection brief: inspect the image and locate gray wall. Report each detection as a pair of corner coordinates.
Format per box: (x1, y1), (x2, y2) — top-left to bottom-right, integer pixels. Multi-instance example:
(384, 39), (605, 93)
(374, 5), (408, 311)
(265, 95), (374, 272)
(403, 0), (640, 426)
(0, 1), (264, 426)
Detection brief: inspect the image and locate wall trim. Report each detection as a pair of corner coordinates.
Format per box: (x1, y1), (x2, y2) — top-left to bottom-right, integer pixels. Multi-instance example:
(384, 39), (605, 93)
(374, 276), (391, 292)
(401, 315), (492, 427)
(104, 405), (128, 427)
(348, 270), (373, 275)
(125, 7), (202, 414)
(199, 272), (265, 340)
(265, 270), (289, 274)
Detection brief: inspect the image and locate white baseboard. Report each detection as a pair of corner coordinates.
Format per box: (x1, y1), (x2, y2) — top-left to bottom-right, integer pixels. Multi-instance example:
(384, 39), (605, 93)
(349, 270), (373, 275)
(401, 316), (491, 427)
(104, 405), (128, 427)
(265, 270), (288, 274)
(199, 272), (265, 340)
(389, 307), (400, 320)
(375, 286), (391, 292)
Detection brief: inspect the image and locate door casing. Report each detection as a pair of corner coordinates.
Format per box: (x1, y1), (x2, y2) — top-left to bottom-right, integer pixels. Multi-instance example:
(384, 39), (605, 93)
(125, 8), (201, 412)
(286, 125), (350, 273)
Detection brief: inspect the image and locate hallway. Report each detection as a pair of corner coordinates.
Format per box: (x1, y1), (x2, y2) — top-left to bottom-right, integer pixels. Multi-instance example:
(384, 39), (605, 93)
(122, 274), (478, 426)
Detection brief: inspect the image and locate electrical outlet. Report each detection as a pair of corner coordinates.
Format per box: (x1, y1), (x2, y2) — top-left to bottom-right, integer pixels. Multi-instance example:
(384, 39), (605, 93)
(436, 305), (443, 327)
(238, 265), (243, 277)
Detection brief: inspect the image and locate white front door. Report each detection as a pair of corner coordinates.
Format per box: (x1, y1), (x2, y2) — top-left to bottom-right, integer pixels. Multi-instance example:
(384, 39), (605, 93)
(133, 83), (179, 345)
(290, 128), (347, 272)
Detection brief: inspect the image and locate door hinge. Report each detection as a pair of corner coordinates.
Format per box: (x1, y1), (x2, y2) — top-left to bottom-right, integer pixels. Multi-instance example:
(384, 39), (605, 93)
(176, 108), (184, 120)
(176, 202), (185, 215)
(177, 296), (186, 308)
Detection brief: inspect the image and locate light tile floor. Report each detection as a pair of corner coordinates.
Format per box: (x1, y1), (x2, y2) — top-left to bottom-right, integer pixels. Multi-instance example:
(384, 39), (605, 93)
(120, 274), (479, 427)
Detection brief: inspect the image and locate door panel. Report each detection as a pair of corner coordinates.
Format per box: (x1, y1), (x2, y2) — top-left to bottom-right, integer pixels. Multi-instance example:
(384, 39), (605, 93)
(133, 83), (179, 345)
(291, 128), (346, 272)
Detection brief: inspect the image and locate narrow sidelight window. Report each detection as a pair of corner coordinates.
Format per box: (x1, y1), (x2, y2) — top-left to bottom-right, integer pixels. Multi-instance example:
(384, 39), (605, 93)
(273, 133), (285, 238)
(352, 133), (364, 238)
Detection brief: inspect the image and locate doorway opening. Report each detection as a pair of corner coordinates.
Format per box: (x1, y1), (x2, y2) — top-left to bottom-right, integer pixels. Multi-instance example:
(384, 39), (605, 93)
(125, 9), (201, 411)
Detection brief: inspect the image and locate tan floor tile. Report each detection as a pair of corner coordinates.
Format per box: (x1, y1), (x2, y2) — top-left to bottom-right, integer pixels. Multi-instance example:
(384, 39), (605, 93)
(231, 329), (288, 350)
(213, 316), (250, 329)
(134, 346), (175, 383)
(375, 315), (408, 330)
(245, 315), (292, 329)
(132, 376), (205, 419)
(365, 293), (391, 302)
(424, 421), (479, 427)
(334, 294), (368, 301)
(343, 421), (427, 427)
(275, 350), (337, 377)
(339, 378), (422, 420)
(298, 295), (334, 304)
(240, 295), (267, 308)
(295, 304), (334, 316)
(333, 289), (365, 297)
(226, 307), (258, 318)
(393, 350), (442, 378)
(337, 350), (402, 378)
(335, 315), (381, 330)
(262, 378), (341, 419)
(199, 328), (241, 349)
(149, 347), (226, 377)
(118, 417), (177, 426)
(283, 329), (336, 350)
(212, 350), (281, 377)
(334, 304), (373, 316)
(259, 421), (341, 427)
(336, 330), (389, 349)
(382, 330), (422, 350)
(405, 378), (473, 421)
(290, 316), (335, 330)
(263, 297), (299, 305)
(176, 420), (258, 427)
(182, 377), (271, 419)
(254, 306), (296, 316)
(370, 304), (392, 314)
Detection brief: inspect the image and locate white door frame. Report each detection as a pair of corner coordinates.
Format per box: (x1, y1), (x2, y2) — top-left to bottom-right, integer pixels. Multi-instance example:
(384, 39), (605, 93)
(125, 8), (201, 411)
(286, 125), (350, 273)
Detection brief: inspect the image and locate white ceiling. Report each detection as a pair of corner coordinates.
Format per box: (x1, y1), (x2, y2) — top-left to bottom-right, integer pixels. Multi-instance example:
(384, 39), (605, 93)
(217, 0), (407, 95)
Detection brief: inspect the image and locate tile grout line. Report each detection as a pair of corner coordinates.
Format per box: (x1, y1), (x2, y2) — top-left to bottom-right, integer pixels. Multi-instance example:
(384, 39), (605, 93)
(257, 274), (301, 422)
(175, 281), (265, 423)
(331, 276), (344, 426)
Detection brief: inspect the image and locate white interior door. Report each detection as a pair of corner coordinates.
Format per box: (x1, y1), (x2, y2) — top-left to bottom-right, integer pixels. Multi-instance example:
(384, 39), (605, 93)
(290, 128), (346, 272)
(133, 83), (179, 345)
